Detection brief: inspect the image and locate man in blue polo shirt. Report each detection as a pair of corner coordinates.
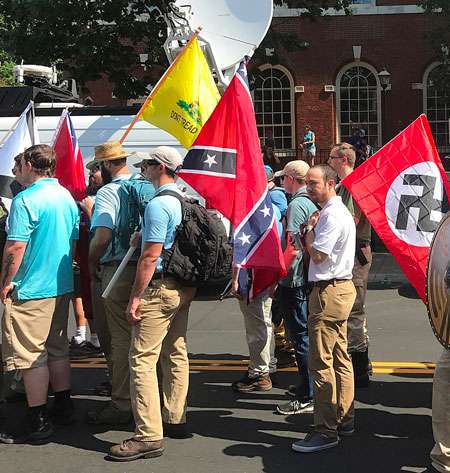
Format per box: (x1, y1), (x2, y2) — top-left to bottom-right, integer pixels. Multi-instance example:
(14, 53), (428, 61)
(109, 146), (196, 462)
(0, 145), (79, 443)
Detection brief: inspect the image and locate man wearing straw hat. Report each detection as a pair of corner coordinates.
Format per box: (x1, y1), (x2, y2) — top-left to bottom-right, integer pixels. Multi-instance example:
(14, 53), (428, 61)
(87, 140), (137, 425)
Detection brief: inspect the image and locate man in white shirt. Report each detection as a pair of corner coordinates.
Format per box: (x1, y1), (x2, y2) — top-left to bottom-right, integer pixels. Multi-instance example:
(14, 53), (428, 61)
(292, 164), (356, 454)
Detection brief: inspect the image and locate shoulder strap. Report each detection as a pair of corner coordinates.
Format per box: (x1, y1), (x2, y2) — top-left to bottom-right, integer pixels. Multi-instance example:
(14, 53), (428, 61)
(156, 189), (184, 204)
(290, 192), (320, 210)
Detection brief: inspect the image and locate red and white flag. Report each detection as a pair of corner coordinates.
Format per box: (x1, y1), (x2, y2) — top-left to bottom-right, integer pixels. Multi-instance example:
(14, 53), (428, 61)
(53, 110), (86, 201)
(342, 114), (450, 302)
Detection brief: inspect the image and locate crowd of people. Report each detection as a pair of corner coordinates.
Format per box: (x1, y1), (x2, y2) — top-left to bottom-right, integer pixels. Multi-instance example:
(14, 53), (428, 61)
(0, 140), (447, 470)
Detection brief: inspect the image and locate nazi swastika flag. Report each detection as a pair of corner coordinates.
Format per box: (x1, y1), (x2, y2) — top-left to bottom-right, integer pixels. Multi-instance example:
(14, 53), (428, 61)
(342, 115), (450, 303)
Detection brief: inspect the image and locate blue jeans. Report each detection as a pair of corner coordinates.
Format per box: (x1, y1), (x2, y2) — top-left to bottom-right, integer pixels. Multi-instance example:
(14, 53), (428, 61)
(279, 284), (313, 401)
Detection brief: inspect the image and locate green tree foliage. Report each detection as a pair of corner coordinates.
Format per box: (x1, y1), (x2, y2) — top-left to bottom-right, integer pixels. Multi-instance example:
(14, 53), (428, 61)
(0, 15), (15, 86)
(0, 0), (351, 98)
(418, 0), (450, 99)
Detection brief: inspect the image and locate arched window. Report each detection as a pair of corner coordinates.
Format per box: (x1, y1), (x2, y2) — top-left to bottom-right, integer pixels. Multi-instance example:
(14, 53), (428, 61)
(424, 63), (450, 154)
(253, 65), (295, 149)
(336, 63), (381, 148)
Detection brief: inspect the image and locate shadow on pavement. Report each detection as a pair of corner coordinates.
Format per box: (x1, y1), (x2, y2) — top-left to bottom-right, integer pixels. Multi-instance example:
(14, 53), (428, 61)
(0, 368), (434, 473)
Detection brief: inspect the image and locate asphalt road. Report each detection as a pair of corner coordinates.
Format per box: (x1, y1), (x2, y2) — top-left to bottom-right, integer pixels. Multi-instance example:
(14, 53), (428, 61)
(0, 279), (443, 473)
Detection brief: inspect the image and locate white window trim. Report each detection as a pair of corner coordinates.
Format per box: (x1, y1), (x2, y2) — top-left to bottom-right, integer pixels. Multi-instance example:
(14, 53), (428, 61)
(422, 61), (443, 114)
(257, 63), (296, 148)
(423, 61), (450, 153)
(335, 61), (382, 146)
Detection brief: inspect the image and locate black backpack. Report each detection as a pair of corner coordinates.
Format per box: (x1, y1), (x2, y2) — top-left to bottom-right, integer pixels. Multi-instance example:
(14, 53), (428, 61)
(156, 190), (233, 289)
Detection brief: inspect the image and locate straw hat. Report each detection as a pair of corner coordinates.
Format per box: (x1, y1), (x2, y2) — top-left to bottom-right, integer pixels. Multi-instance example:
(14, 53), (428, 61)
(92, 141), (133, 163)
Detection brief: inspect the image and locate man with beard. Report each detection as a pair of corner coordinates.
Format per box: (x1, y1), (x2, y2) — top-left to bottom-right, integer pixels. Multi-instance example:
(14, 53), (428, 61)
(87, 141), (136, 425)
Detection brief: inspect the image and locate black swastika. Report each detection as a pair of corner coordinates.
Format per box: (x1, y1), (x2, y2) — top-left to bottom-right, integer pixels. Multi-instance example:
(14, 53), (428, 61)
(395, 174), (449, 232)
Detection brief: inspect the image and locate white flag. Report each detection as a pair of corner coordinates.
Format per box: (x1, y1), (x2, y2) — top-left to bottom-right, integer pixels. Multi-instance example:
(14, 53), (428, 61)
(0, 102), (40, 206)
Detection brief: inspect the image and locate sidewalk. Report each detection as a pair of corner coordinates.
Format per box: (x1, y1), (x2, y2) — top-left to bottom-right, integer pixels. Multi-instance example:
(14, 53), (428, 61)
(369, 252), (407, 287)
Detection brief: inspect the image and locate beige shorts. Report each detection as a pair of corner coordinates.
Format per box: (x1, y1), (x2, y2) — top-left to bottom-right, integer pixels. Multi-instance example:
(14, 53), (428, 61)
(2, 293), (71, 371)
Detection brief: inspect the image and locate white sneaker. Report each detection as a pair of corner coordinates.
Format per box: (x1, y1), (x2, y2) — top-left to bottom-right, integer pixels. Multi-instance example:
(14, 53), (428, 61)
(276, 399), (314, 415)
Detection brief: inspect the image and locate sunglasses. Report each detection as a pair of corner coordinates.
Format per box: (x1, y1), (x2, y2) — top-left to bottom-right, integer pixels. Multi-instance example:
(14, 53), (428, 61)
(142, 159), (160, 167)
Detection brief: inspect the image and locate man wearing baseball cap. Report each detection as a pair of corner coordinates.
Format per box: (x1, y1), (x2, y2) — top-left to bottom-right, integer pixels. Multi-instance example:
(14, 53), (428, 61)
(275, 160), (318, 417)
(109, 146), (197, 461)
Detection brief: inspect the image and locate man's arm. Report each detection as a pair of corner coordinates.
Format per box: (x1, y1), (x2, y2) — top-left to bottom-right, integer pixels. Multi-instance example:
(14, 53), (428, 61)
(88, 227), (112, 280)
(304, 230), (328, 264)
(126, 242), (163, 324)
(0, 241), (27, 303)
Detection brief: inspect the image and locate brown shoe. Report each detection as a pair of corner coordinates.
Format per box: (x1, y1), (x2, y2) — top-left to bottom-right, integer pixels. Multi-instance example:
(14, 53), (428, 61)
(232, 373), (272, 393)
(108, 438), (164, 462)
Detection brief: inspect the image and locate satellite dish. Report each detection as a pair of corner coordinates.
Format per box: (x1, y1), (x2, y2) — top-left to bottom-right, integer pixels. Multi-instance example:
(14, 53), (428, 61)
(173, 0), (273, 71)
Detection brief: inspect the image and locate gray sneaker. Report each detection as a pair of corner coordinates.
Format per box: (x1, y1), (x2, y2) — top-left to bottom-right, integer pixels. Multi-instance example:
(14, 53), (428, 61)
(276, 399), (313, 415)
(292, 432), (339, 453)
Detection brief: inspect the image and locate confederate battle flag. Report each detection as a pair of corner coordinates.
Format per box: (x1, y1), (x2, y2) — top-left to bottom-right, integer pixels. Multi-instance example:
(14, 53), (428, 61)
(342, 115), (450, 302)
(178, 62), (286, 298)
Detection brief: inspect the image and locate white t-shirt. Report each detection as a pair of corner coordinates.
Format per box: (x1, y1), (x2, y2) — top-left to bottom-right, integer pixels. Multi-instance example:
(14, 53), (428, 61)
(308, 195), (356, 282)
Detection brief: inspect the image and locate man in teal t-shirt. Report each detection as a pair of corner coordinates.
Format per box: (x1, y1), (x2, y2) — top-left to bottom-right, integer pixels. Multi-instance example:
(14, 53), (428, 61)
(0, 145), (79, 444)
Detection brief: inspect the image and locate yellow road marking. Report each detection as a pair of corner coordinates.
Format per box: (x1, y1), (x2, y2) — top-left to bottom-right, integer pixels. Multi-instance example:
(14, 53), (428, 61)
(70, 357), (435, 375)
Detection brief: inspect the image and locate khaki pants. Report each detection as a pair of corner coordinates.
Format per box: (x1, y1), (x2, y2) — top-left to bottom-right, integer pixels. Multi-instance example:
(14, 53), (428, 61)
(430, 348), (450, 473)
(308, 280), (356, 437)
(101, 264), (136, 411)
(348, 246), (372, 353)
(2, 294), (71, 371)
(130, 277), (195, 441)
(238, 293), (276, 377)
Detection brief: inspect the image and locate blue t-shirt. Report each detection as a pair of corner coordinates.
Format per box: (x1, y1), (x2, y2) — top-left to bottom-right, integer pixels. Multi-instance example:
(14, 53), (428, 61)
(142, 183), (182, 273)
(91, 174), (131, 263)
(7, 178), (79, 300)
(303, 130), (316, 153)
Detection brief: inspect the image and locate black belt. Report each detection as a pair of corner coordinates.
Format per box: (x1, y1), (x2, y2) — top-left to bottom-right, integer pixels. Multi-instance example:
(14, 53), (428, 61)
(313, 279), (349, 288)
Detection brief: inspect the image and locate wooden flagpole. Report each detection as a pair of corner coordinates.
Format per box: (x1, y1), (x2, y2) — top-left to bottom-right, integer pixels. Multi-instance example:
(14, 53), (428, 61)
(119, 28), (202, 144)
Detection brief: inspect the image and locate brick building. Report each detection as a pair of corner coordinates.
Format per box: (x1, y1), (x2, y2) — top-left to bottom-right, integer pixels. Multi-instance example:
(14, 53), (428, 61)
(252, 0), (450, 165)
(86, 1), (449, 166)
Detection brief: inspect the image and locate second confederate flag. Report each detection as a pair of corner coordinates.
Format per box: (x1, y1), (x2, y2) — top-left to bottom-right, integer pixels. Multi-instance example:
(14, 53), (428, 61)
(178, 62), (286, 298)
(342, 115), (450, 302)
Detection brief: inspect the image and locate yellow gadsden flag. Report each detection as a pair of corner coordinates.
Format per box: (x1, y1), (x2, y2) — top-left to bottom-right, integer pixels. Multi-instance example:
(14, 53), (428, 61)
(140, 36), (220, 149)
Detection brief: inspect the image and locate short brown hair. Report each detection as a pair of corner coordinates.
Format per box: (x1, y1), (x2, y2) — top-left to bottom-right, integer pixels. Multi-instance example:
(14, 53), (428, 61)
(331, 143), (356, 168)
(22, 145), (56, 177)
(312, 164), (338, 184)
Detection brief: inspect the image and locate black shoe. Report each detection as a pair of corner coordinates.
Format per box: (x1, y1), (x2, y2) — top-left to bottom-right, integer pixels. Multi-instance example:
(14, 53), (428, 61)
(163, 423), (193, 439)
(50, 398), (75, 425)
(93, 380), (112, 397)
(70, 340), (103, 360)
(276, 350), (297, 369)
(4, 390), (27, 403)
(1, 409), (54, 444)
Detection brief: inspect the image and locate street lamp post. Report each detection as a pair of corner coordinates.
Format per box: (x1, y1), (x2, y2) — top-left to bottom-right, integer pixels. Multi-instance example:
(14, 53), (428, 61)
(378, 68), (391, 145)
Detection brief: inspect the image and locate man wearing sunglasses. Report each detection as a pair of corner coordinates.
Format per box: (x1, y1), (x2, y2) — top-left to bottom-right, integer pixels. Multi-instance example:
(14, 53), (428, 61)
(109, 146), (196, 462)
(328, 143), (372, 388)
